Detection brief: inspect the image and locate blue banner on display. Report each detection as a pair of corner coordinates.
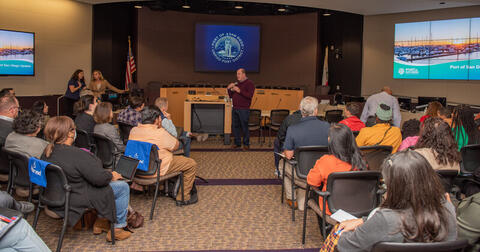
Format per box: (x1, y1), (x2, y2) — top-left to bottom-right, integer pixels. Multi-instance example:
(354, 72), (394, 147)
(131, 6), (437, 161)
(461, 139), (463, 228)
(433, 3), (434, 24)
(28, 157), (49, 188)
(195, 23), (260, 72)
(124, 140), (157, 172)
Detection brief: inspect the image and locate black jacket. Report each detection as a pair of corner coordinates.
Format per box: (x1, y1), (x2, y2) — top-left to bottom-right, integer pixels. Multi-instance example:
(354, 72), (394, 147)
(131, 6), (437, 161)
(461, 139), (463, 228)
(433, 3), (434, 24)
(42, 144), (115, 226)
(0, 118), (13, 174)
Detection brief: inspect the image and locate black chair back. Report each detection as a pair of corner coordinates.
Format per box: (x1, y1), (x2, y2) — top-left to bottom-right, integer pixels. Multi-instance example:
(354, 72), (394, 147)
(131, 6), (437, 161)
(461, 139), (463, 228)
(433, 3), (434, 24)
(460, 144), (480, 174)
(0, 147), (10, 175)
(248, 109), (262, 127)
(325, 109), (343, 123)
(270, 109), (290, 126)
(326, 171), (382, 217)
(74, 129), (93, 151)
(40, 163), (71, 208)
(359, 145), (393, 171)
(294, 146), (329, 179)
(372, 239), (468, 252)
(93, 133), (118, 169)
(436, 169), (459, 193)
(118, 122), (133, 145)
(3, 148), (31, 188)
(135, 144), (161, 177)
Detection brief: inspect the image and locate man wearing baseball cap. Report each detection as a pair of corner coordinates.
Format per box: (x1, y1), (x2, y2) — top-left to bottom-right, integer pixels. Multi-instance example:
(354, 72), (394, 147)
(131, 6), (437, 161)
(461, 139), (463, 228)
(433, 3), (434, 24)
(355, 103), (402, 153)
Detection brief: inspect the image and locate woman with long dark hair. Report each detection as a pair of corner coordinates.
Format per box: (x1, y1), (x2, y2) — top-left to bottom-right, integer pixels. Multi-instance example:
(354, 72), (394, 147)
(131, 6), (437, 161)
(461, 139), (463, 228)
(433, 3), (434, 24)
(336, 150), (457, 251)
(307, 123), (366, 215)
(64, 69), (86, 118)
(74, 94), (97, 134)
(415, 117), (461, 171)
(452, 104), (480, 150)
(42, 116), (132, 241)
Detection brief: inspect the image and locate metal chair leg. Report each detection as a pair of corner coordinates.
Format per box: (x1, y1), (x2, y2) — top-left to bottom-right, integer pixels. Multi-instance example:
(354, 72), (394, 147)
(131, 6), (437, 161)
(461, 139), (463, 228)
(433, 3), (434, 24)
(291, 173), (295, 221)
(302, 185), (311, 244)
(56, 212), (69, 252)
(181, 173), (184, 202)
(110, 221), (115, 245)
(280, 159), (286, 203)
(33, 203), (41, 230)
(150, 181), (160, 220)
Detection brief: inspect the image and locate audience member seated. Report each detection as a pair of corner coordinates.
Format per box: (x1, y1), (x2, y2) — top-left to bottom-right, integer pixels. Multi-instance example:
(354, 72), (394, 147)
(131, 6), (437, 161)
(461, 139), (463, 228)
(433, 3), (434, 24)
(154, 97), (201, 157)
(273, 109), (302, 171)
(282, 96), (329, 210)
(339, 102), (365, 132)
(0, 88), (15, 98)
(117, 95), (145, 127)
(0, 95), (19, 145)
(420, 101), (443, 123)
(32, 100), (50, 125)
(307, 123), (366, 215)
(5, 109), (48, 158)
(42, 116), (132, 241)
(398, 119), (420, 151)
(336, 150), (457, 251)
(457, 192), (480, 252)
(94, 102), (125, 152)
(129, 106), (198, 205)
(438, 106), (453, 126)
(452, 104), (480, 150)
(0, 191), (49, 251)
(74, 95), (97, 135)
(414, 118), (461, 171)
(356, 103), (402, 153)
(360, 86), (401, 127)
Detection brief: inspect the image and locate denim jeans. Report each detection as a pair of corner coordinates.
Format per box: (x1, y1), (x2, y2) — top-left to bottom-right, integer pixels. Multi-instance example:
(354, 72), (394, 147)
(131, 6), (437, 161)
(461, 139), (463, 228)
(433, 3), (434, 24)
(109, 181), (129, 228)
(232, 108), (250, 147)
(178, 131), (191, 157)
(0, 219), (50, 252)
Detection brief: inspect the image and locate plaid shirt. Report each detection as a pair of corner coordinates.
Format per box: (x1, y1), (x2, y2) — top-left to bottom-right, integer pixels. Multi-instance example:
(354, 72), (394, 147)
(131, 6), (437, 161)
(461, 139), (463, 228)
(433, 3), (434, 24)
(117, 106), (141, 126)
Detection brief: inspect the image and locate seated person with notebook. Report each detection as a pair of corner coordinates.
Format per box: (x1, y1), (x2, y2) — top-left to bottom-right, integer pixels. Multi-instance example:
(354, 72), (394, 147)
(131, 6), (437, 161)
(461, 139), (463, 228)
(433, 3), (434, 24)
(128, 106), (198, 206)
(335, 151), (457, 251)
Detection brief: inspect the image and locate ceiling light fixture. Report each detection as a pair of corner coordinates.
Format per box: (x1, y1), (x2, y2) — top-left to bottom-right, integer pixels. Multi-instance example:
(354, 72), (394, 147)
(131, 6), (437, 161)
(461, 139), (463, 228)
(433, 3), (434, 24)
(323, 11), (331, 16)
(234, 4), (243, 9)
(278, 7), (286, 12)
(134, 5), (142, 9)
(182, 0), (191, 9)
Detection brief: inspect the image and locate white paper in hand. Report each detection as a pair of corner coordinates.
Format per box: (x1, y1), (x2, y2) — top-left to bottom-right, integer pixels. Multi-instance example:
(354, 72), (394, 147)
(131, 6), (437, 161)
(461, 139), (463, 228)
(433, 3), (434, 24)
(330, 209), (357, 223)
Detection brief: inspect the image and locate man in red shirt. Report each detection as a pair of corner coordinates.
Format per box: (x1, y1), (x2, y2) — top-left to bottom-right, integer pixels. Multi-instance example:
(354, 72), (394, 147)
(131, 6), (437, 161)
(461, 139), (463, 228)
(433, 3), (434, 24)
(227, 68), (255, 150)
(339, 102), (365, 132)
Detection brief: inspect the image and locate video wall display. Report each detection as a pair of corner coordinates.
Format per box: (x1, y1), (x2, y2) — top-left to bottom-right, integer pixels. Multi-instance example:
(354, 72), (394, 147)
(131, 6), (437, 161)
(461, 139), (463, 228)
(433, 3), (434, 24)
(0, 29), (35, 76)
(394, 18), (480, 80)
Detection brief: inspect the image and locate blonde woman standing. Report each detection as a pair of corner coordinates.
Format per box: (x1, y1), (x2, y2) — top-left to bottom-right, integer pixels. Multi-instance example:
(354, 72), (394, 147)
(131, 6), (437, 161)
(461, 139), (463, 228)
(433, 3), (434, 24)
(88, 70), (125, 99)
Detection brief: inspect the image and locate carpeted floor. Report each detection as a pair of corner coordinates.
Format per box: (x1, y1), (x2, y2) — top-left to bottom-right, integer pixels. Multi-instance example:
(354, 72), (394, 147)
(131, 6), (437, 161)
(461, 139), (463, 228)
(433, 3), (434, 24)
(25, 141), (324, 251)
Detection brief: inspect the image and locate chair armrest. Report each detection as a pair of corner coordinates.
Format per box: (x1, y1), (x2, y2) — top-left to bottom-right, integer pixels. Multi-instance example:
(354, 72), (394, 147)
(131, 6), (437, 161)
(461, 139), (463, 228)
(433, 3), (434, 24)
(286, 159), (297, 166)
(313, 188), (330, 197)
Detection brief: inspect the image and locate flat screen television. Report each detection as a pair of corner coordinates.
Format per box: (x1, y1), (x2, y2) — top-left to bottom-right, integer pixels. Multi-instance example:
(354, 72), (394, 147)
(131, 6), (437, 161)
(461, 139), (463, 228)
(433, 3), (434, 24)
(394, 17), (480, 80)
(0, 29), (35, 76)
(195, 23), (260, 72)
(418, 96), (447, 107)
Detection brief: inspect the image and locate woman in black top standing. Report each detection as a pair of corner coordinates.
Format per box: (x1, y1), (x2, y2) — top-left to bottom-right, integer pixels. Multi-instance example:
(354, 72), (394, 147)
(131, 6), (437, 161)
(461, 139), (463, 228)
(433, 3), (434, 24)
(64, 69), (86, 118)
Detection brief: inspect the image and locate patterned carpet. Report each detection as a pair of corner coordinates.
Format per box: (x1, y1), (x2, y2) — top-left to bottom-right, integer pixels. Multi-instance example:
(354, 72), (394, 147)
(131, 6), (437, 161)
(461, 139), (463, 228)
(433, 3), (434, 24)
(25, 145), (324, 251)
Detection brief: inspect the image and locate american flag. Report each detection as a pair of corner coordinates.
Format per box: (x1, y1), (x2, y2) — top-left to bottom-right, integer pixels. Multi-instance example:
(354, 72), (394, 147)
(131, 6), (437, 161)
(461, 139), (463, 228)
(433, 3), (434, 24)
(125, 36), (136, 90)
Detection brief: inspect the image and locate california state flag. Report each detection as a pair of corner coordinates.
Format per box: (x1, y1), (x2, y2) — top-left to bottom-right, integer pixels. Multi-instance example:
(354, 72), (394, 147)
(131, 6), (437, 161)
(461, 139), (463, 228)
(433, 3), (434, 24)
(321, 46), (328, 86)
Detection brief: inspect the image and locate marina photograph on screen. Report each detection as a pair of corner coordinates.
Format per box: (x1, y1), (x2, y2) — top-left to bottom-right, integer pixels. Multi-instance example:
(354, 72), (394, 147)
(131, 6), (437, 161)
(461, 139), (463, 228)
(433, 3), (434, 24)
(394, 17), (480, 80)
(0, 29), (34, 76)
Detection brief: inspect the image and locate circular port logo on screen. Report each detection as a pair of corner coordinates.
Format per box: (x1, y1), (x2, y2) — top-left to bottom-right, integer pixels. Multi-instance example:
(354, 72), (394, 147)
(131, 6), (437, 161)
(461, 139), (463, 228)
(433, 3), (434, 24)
(211, 33), (245, 64)
(398, 68), (405, 75)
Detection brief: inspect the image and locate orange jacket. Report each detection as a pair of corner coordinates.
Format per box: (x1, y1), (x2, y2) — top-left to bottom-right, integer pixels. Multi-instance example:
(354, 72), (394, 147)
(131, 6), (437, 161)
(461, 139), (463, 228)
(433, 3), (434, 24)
(306, 154), (353, 215)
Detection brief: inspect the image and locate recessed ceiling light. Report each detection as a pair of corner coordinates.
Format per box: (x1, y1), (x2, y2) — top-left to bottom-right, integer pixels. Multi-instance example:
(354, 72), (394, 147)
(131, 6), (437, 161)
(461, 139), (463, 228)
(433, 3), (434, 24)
(323, 13), (331, 16)
(278, 8), (286, 12)
(182, 5), (191, 9)
(234, 5), (243, 9)
(134, 5), (142, 9)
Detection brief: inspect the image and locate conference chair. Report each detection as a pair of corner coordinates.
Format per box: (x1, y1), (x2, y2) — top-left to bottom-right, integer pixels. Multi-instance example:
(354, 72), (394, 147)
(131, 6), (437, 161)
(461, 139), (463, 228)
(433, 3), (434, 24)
(248, 109), (263, 144)
(74, 129), (96, 153)
(371, 239), (468, 252)
(436, 169), (460, 195)
(279, 146), (329, 221)
(3, 148), (34, 202)
(32, 163), (116, 252)
(0, 146), (10, 183)
(93, 133), (123, 170)
(267, 109), (289, 146)
(131, 142), (184, 220)
(302, 171), (383, 243)
(118, 122), (134, 145)
(325, 109), (343, 123)
(459, 144), (480, 175)
(359, 145), (393, 171)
